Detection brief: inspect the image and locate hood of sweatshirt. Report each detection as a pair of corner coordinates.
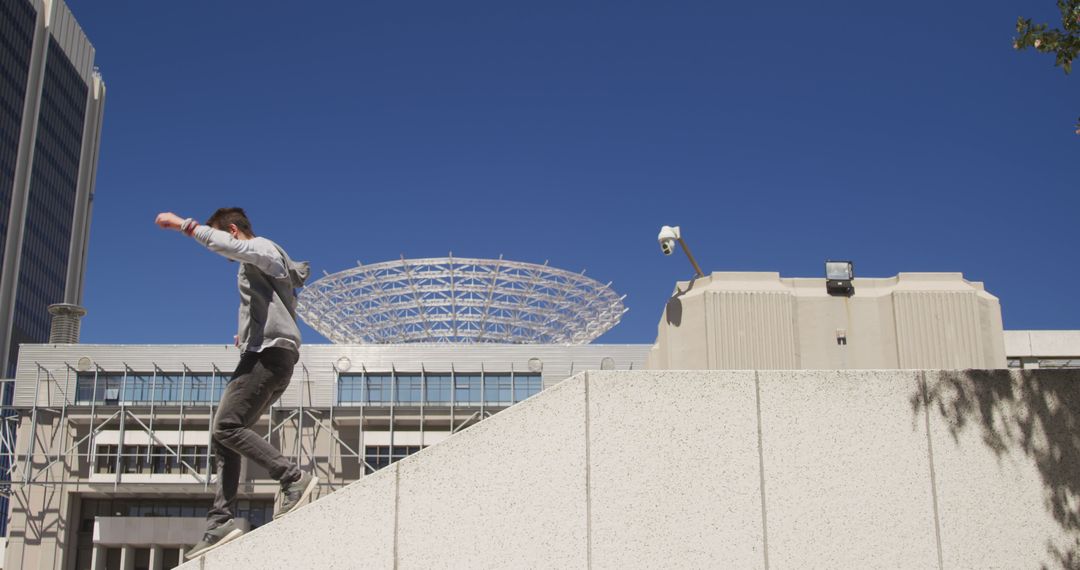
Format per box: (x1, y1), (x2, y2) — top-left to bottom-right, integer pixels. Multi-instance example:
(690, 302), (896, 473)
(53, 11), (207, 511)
(274, 244), (310, 289)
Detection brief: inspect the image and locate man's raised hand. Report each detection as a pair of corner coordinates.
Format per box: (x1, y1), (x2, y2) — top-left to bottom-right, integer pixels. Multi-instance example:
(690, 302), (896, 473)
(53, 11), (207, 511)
(155, 212), (184, 230)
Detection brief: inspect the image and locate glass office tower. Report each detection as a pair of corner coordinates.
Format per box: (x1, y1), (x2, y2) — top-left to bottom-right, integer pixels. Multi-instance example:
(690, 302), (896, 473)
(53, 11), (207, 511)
(0, 0), (104, 378)
(0, 0), (105, 537)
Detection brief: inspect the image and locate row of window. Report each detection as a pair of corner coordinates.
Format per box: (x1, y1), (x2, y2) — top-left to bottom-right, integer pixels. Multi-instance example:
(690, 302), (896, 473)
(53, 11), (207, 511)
(339, 373), (542, 405)
(94, 445), (213, 476)
(75, 372), (545, 406)
(92, 443), (423, 478)
(74, 498), (273, 570)
(78, 498), (275, 529)
(1007, 358), (1080, 369)
(76, 374), (227, 405)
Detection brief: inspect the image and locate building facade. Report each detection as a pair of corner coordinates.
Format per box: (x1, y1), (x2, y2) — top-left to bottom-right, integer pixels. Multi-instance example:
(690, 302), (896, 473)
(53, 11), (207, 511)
(647, 272), (1007, 370)
(3, 343), (650, 570)
(0, 0), (105, 378)
(3, 332), (1079, 570)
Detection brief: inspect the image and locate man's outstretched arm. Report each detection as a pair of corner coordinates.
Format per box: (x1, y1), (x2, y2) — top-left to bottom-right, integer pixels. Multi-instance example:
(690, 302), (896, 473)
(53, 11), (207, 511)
(155, 212), (286, 277)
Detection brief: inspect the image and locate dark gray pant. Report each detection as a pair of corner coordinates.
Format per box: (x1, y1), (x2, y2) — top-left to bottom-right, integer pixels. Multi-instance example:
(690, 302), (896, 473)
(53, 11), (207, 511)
(207, 348), (301, 528)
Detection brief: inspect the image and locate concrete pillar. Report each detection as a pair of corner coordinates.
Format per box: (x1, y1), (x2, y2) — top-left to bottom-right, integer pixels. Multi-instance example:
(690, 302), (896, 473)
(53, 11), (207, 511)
(149, 545), (163, 570)
(64, 73), (106, 305)
(120, 545), (134, 570)
(90, 545), (105, 570)
(178, 546), (186, 564)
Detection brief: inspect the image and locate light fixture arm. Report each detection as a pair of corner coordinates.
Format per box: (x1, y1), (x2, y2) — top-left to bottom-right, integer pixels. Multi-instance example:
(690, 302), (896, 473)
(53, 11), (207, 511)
(678, 238), (705, 278)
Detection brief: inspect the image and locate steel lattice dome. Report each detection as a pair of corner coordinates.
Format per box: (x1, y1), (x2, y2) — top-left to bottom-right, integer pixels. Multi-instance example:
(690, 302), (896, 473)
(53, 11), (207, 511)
(296, 256), (627, 344)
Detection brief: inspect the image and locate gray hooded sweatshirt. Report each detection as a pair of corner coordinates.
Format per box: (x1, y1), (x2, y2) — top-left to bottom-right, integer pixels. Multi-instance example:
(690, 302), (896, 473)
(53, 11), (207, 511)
(192, 226), (311, 354)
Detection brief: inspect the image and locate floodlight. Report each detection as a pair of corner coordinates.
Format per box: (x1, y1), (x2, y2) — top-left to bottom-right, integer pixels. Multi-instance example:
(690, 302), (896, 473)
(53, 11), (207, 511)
(825, 260), (854, 297)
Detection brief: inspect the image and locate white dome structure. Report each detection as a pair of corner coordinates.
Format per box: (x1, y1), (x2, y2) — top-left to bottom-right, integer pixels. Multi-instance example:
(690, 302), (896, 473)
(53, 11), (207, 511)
(297, 256), (627, 344)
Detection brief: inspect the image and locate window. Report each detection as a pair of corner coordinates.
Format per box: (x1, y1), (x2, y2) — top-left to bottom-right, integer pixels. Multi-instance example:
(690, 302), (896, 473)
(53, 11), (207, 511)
(365, 375), (392, 405)
(186, 374), (221, 403)
(364, 445), (424, 474)
(154, 374), (184, 402)
(75, 372), (225, 405)
(75, 373), (120, 404)
(95, 444), (116, 474)
(122, 374), (153, 403)
(77, 497), (269, 526)
(150, 446), (178, 475)
(338, 374), (363, 404)
(183, 445), (209, 474)
(484, 374), (513, 405)
(455, 374), (482, 405)
(396, 375), (422, 404)
(425, 374), (451, 404)
(1038, 358), (1080, 369)
(514, 374), (542, 402)
(94, 444), (213, 475)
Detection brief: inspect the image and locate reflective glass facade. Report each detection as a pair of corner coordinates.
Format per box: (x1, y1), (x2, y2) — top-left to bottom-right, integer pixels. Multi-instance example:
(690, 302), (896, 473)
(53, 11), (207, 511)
(337, 372), (543, 406)
(12, 36), (87, 358)
(75, 372), (230, 405)
(0, 1), (39, 538)
(0, 0), (35, 280)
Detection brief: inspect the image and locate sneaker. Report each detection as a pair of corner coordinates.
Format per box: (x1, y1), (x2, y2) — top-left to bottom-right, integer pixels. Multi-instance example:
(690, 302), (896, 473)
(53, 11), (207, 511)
(185, 519), (244, 560)
(275, 472), (318, 520)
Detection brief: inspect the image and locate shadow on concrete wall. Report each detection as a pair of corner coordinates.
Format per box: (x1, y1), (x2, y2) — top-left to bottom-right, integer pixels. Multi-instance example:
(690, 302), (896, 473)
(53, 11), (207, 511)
(911, 369), (1080, 570)
(664, 277), (699, 328)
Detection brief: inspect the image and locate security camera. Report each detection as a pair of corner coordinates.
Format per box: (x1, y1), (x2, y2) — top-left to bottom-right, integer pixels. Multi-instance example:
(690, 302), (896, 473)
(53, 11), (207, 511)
(657, 225), (680, 255)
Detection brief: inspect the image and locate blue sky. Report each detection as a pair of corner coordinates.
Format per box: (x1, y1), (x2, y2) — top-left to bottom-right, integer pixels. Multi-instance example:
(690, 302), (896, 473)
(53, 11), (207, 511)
(69, 0), (1077, 345)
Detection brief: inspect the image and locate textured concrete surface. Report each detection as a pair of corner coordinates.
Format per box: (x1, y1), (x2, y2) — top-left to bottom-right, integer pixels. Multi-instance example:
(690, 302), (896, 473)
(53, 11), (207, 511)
(94, 516), (234, 546)
(924, 369), (1079, 569)
(189, 462), (397, 568)
(1004, 330), (1080, 359)
(588, 370), (764, 569)
(395, 376), (588, 569)
(757, 369), (940, 568)
(177, 369), (1080, 570)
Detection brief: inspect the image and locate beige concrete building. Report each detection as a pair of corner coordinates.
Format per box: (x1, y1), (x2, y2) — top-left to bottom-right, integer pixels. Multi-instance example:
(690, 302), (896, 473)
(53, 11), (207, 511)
(647, 272), (1006, 370)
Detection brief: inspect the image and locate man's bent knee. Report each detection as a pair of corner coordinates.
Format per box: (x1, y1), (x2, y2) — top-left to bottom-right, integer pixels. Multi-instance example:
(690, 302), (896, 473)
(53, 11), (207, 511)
(212, 422), (243, 444)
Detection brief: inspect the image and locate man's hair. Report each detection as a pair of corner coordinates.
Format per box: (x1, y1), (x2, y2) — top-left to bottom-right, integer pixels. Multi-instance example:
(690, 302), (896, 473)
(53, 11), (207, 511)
(206, 207), (255, 236)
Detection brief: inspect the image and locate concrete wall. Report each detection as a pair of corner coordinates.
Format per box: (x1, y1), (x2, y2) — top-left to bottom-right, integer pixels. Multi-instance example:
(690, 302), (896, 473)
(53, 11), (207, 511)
(178, 369), (1080, 570)
(4, 413), (79, 570)
(94, 517), (246, 547)
(1006, 330), (1080, 359)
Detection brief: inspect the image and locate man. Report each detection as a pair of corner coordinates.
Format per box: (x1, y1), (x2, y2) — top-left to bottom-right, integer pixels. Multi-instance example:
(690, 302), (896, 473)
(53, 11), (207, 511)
(155, 208), (319, 559)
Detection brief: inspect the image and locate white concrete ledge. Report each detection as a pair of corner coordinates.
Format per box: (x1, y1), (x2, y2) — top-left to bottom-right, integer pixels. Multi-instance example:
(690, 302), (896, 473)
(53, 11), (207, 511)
(178, 369), (1080, 569)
